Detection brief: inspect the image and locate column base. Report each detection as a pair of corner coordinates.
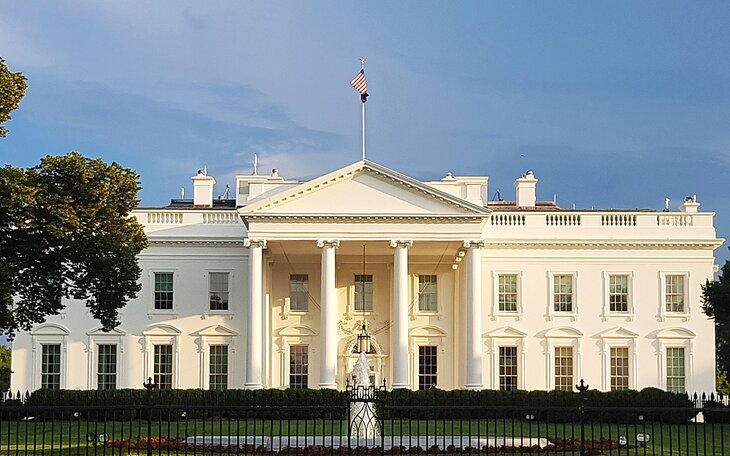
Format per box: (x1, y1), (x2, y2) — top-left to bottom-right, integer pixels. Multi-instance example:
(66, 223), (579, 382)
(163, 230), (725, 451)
(244, 382), (264, 390)
(391, 383), (410, 389)
(318, 382), (337, 389)
(464, 384), (483, 390)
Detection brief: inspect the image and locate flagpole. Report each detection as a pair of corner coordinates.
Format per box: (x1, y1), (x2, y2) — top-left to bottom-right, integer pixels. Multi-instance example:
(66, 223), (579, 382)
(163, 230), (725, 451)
(360, 58), (366, 161)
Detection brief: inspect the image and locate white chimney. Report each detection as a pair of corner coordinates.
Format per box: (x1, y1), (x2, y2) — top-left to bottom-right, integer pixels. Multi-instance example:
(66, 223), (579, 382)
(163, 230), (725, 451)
(192, 170), (216, 208)
(679, 195), (700, 213)
(515, 170), (538, 208)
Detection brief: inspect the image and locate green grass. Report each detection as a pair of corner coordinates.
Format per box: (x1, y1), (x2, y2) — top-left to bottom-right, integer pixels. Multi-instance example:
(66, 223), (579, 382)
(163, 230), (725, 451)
(1, 418), (729, 454)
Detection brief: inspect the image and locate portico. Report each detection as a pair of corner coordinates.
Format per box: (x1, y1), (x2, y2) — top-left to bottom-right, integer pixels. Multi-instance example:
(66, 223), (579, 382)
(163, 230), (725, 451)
(239, 160), (490, 390)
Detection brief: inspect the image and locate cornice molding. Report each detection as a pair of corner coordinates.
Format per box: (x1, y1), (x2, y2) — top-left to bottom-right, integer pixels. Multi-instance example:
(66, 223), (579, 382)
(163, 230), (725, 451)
(149, 239), (246, 247)
(485, 240), (723, 250)
(241, 214), (486, 223)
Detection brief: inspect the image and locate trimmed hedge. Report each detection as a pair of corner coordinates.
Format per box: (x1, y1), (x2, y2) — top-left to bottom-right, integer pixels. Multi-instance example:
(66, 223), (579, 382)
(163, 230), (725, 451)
(2, 387), (696, 424)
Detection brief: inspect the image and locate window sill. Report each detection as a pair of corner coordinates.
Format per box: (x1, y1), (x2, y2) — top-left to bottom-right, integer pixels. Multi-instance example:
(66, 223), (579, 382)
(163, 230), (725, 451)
(659, 313), (690, 322)
(546, 312), (578, 322)
(412, 311), (441, 320)
(491, 312), (523, 321)
(202, 311), (234, 320)
(147, 311), (178, 319)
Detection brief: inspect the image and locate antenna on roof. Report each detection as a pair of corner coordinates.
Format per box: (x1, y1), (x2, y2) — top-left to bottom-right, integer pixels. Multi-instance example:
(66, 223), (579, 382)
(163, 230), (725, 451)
(203, 165), (207, 176)
(253, 154), (259, 176)
(181, 187), (185, 199)
(223, 184), (230, 199)
(491, 190), (503, 201)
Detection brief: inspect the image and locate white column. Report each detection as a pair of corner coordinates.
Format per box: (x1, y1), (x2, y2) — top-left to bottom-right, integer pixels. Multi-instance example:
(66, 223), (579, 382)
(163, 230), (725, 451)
(317, 239), (340, 389)
(390, 240), (413, 389)
(464, 240), (486, 390)
(244, 238), (266, 389)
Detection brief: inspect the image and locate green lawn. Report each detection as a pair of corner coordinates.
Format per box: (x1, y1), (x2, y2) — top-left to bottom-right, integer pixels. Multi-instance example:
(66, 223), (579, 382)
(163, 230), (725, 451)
(1, 418), (729, 454)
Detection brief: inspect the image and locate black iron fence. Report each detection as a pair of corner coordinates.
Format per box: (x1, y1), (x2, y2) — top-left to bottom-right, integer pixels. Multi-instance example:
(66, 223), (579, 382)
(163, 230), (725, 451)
(0, 383), (729, 455)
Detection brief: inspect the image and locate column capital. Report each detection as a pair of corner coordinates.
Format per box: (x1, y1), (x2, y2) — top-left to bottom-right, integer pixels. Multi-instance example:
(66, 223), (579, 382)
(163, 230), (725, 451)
(389, 240), (413, 249)
(463, 239), (487, 249)
(316, 239), (341, 248)
(244, 238), (267, 248)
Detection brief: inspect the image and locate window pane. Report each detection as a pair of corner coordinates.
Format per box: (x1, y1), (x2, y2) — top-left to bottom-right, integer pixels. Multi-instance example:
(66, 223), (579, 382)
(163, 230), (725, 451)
(41, 344), (61, 390)
(289, 345), (309, 389)
(554, 346), (573, 391)
(154, 273), (174, 310)
(418, 275), (438, 312)
(498, 274), (518, 312)
(209, 272), (229, 311)
(666, 347), (686, 393)
(418, 346), (438, 390)
(354, 275), (373, 311)
(499, 346), (518, 391)
(610, 347), (630, 391)
(609, 275), (629, 312)
(289, 274), (309, 311)
(154, 344), (173, 389)
(209, 345), (228, 390)
(666, 275), (685, 313)
(97, 344), (117, 390)
(553, 275), (573, 312)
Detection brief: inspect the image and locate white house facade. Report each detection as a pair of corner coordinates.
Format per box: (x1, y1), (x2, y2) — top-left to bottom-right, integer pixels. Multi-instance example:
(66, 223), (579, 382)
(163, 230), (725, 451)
(10, 160), (724, 393)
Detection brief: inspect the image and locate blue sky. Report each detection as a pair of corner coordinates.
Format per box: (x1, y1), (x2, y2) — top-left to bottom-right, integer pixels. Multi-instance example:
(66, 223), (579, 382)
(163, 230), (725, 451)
(0, 1), (728, 262)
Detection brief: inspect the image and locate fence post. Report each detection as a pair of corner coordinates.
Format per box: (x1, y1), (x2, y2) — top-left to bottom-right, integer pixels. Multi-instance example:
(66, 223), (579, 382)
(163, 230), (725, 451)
(143, 377), (157, 456)
(575, 379), (589, 455)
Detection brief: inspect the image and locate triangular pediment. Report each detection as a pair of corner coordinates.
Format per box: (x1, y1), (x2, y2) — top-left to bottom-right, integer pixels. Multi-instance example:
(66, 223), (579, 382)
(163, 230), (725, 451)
(196, 324), (238, 337)
(485, 326), (528, 338)
(598, 326), (639, 339)
(240, 160), (489, 217)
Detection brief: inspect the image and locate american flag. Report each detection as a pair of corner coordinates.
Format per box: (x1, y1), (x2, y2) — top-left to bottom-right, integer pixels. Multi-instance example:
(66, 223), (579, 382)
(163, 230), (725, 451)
(350, 69), (368, 103)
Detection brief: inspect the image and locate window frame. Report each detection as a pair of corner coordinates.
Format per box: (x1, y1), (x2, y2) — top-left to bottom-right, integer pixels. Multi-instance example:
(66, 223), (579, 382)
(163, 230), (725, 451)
(656, 329), (695, 393)
(659, 272), (691, 321)
(288, 344), (309, 389)
(491, 272), (523, 320)
(208, 344), (229, 391)
(288, 274), (310, 312)
(665, 346), (686, 394)
(96, 344), (118, 391)
(207, 271), (231, 312)
(86, 327), (125, 390)
(143, 324), (181, 389)
(544, 327), (583, 391)
(416, 275), (438, 313)
(148, 269), (178, 315)
(547, 271), (578, 320)
(40, 343), (62, 390)
(31, 323), (69, 391)
(417, 345), (438, 390)
(601, 272), (635, 321)
(609, 346), (631, 391)
(352, 274), (374, 313)
(487, 328), (526, 390)
(599, 329), (638, 392)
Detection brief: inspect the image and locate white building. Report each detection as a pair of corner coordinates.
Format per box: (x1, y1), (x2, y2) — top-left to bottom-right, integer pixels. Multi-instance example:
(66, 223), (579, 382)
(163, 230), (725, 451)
(10, 160), (724, 393)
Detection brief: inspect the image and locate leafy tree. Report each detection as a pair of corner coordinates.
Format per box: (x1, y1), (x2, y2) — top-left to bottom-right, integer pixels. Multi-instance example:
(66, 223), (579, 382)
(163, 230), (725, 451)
(702, 252), (730, 377)
(0, 153), (148, 337)
(0, 58), (27, 137)
(0, 345), (10, 391)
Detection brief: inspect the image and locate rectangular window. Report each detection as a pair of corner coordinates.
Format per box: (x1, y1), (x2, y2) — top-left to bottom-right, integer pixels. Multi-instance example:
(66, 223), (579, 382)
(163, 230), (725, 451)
(666, 275), (685, 313)
(418, 275), (438, 312)
(289, 274), (309, 311)
(418, 346), (438, 390)
(354, 274), (373, 311)
(209, 272), (229, 311)
(610, 347), (630, 391)
(209, 345), (228, 391)
(153, 344), (173, 389)
(289, 345), (309, 389)
(498, 274), (518, 312)
(609, 275), (629, 312)
(554, 346), (574, 391)
(499, 346), (518, 391)
(41, 344), (61, 390)
(666, 347), (686, 393)
(97, 344), (117, 390)
(553, 275), (573, 312)
(154, 272), (174, 310)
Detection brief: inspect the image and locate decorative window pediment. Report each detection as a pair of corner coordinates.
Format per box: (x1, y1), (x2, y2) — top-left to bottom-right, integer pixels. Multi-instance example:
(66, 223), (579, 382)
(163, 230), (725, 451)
(485, 326), (528, 338)
(656, 327), (696, 339)
(409, 325), (447, 338)
(195, 324), (238, 338)
(598, 326), (639, 339)
(86, 327), (126, 337)
(143, 323), (182, 337)
(275, 324), (318, 337)
(544, 326), (584, 338)
(31, 323), (70, 336)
